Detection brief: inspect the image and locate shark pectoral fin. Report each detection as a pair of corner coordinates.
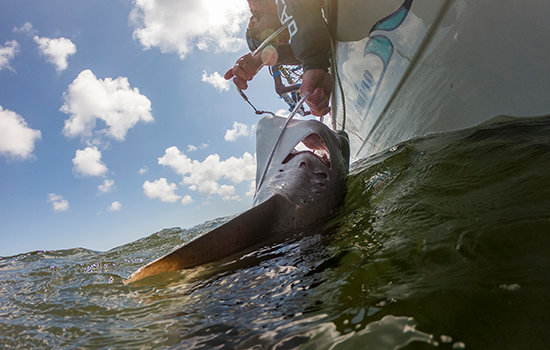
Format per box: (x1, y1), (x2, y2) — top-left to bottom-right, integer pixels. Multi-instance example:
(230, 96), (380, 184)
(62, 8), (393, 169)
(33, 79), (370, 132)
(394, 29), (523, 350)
(124, 196), (281, 284)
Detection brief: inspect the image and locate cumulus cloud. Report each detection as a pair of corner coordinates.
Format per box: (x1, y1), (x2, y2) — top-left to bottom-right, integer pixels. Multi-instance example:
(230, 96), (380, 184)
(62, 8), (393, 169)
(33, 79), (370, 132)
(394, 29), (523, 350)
(48, 193), (69, 212)
(218, 185), (236, 201)
(202, 71), (230, 92)
(108, 201), (122, 211)
(225, 121), (253, 142)
(98, 179), (115, 193)
(0, 40), (20, 71)
(138, 166), (148, 175)
(181, 195), (193, 205)
(130, 0), (249, 59)
(143, 178), (181, 202)
(34, 36), (76, 72)
(158, 146), (256, 199)
(61, 69), (153, 142)
(72, 146), (109, 177)
(0, 106), (41, 160)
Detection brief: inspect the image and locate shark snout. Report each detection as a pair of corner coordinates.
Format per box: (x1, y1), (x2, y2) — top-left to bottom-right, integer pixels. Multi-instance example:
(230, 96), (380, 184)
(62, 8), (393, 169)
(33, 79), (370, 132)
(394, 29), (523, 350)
(298, 160), (329, 179)
(253, 115), (349, 212)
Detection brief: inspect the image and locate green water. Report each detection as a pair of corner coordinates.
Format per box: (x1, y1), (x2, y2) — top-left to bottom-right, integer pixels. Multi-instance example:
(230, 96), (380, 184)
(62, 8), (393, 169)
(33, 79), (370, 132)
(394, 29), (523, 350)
(3, 116), (550, 349)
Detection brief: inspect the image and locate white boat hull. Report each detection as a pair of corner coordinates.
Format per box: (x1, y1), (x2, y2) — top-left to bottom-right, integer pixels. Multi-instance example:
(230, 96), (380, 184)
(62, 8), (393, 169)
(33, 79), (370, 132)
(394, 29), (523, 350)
(332, 0), (550, 160)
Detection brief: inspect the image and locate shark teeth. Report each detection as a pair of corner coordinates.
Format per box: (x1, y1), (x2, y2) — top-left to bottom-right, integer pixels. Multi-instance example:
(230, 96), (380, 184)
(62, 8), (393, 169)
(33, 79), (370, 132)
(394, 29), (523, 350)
(282, 133), (331, 168)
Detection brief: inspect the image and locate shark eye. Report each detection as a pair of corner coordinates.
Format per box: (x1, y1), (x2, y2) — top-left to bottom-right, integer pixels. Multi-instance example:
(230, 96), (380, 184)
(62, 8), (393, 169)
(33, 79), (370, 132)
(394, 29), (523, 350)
(282, 133), (331, 167)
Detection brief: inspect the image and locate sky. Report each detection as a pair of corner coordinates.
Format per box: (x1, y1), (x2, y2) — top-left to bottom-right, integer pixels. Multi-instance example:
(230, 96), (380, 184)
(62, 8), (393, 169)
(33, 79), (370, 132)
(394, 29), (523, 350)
(0, 0), (292, 256)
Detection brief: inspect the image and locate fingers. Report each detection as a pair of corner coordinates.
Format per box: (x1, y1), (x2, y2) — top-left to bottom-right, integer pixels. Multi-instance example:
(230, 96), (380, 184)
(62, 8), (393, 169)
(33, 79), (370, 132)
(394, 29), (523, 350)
(235, 55), (261, 80)
(305, 87), (330, 117)
(224, 67), (235, 80)
(233, 61), (253, 81)
(225, 53), (262, 90)
(300, 69), (333, 117)
(224, 68), (248, 90)
(232, 77), (248, 90)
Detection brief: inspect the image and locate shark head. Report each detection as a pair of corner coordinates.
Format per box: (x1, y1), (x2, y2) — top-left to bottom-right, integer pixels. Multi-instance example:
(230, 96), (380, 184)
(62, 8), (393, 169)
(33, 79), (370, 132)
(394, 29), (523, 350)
(124, 115), (349, 283)
(253, 115), (350, 230)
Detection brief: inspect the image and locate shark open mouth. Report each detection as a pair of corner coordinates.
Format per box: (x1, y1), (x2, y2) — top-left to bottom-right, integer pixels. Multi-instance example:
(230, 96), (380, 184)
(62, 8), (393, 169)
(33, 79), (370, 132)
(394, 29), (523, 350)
(282, 133), (331, 168)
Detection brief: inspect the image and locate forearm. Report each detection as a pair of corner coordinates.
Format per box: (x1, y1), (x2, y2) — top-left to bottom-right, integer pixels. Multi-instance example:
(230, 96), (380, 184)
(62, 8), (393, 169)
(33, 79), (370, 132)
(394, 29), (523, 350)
(276, 0), (332, 72)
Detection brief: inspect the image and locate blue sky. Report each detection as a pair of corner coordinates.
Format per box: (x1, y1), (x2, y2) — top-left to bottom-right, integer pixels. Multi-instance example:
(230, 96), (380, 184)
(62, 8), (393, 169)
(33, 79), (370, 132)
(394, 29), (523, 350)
(0, 0), (290, 256)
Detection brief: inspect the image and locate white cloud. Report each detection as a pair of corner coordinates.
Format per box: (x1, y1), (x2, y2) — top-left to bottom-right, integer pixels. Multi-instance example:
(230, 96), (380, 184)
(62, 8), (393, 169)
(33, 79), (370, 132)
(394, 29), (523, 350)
(158, 146), (256, 199)
(107, 201), (122, 211)
(138, 166), (148, 175)
(143, 178), (181, 202)
(275, 109), (290, 118)
(98, 179), (115, 193)
(33, 36), (76, 72)
(223, 193), (241, 201)
(0, 40), (20, 71)
(181, 195), (193, 205)
(202, 71), (230, 92)
(225, 121), (252, 142)
(61, 69), (153, 142)
(187, 143), (209, 152)
(0, 106), (41, 160)
(72, 146), (109, 177)
(13, 22), (37, 35)
(246, 180), (256, 197)
(218, 184), (235, 196)
(48, 193), (69, 212)
(129, 0), (249, 59)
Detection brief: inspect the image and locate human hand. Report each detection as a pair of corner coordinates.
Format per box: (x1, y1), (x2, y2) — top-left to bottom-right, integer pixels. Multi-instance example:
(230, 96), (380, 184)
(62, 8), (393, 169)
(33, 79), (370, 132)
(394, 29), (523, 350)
(300, 69), (333, 117)
(224, 53), (263, 90)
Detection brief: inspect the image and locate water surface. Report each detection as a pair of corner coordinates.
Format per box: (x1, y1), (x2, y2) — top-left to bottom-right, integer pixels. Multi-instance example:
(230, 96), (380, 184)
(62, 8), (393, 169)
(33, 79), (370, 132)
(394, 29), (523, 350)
(2, 116), (550, 349)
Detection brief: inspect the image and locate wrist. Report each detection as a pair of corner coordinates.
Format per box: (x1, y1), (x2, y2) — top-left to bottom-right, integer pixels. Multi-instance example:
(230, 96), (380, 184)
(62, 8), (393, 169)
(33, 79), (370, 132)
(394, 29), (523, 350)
(301, 53), (330, 72)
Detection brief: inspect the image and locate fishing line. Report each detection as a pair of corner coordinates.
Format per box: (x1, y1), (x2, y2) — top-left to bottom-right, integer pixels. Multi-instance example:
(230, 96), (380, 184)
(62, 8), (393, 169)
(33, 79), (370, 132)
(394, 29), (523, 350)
(233, 17), (331, 192)
(237, 87), (276, 116)
(255, 91), (313, 194)
(252, 24), (288, 57)
(236, 21), (293, 116)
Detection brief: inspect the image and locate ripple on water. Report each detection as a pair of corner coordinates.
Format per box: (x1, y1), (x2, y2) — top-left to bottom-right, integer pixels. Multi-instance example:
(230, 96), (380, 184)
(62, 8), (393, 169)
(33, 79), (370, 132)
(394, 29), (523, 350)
(4, 116), (550, 349)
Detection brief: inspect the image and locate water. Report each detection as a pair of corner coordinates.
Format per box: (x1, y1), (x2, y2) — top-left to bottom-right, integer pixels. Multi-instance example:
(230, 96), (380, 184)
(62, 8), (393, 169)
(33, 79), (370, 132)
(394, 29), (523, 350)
(3, 116), (550, 349)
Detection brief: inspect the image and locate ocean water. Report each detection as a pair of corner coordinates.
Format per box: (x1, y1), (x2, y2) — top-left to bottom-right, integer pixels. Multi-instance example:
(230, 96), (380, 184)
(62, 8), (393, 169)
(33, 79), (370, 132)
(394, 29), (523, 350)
(2, 116), (550, 349)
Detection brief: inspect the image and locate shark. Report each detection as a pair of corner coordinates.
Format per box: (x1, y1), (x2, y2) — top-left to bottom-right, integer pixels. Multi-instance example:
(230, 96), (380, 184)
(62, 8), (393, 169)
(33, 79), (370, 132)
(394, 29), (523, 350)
(125, 115), (349, 283)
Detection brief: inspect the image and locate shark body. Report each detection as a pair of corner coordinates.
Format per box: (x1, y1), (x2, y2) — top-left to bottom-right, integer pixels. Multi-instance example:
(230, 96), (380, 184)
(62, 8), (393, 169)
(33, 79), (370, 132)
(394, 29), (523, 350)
(125, 116), (349, 283)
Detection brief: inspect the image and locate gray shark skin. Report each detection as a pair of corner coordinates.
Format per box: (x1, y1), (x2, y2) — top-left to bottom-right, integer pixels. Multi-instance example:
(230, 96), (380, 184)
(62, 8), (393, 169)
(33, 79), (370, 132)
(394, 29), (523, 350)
(253, 115), (350, 232)
(125, 116), (349, 283)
